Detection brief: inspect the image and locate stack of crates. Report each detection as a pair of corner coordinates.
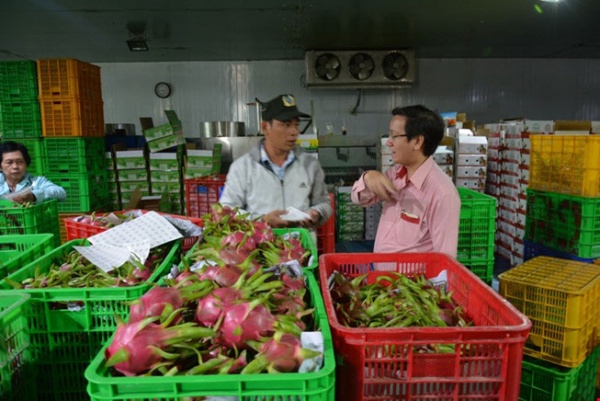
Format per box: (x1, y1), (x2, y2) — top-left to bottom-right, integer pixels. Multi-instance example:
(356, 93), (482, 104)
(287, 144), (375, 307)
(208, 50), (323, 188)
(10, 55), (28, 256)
(0, 293), (35, 401)
(0, 199), (61, 246)
(499, 257), (600, 400)
(335, 186), (364, 241)
(525, 135), (600, 263)
(0, 60), (45, 175)
(0, 238), (181, 400)
(456, 188), (496, 284)
(36, 59), (108, 214)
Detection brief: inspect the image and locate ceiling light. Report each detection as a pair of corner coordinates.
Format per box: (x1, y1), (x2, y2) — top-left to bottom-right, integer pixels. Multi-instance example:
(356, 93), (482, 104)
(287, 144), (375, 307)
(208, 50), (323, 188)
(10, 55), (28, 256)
(540, 0), (560, 2)
(127, 38), (148, 51)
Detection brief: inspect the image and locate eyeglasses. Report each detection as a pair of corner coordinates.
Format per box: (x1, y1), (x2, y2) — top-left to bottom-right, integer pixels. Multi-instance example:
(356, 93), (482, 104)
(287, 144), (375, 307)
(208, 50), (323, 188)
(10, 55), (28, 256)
(386, 134), (409, 141)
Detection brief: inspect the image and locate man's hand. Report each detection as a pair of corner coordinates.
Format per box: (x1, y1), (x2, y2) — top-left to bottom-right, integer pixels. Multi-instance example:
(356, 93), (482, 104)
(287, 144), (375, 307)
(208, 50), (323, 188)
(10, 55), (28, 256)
(262, 209), (291, 228)
(299, 209), (320, 228)
(363, 170), (398, 202)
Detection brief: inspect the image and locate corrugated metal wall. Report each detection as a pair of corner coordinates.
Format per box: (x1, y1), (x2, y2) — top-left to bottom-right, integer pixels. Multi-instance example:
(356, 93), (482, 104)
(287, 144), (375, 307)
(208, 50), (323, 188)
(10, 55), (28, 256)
(99, 58), (600, 138)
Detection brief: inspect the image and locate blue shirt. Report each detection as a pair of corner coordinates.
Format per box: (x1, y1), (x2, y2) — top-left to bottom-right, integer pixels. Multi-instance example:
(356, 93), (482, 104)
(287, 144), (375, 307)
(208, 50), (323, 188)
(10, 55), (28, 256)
(0, 172), (67, 203)
(260, 144), (295, 180)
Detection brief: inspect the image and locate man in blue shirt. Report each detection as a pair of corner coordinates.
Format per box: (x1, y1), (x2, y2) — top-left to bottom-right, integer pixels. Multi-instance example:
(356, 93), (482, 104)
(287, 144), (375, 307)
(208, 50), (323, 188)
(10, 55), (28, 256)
(0, 140), (66, 204)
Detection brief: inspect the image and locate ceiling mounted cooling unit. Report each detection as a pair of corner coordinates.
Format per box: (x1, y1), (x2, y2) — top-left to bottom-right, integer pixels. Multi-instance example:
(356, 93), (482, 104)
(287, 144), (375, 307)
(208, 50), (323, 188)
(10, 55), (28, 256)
(305, 49), (415, 88)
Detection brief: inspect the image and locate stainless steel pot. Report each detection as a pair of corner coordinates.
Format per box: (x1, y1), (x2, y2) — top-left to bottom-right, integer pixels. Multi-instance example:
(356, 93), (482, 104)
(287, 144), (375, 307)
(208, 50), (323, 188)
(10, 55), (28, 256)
(200, 121), (245, 138)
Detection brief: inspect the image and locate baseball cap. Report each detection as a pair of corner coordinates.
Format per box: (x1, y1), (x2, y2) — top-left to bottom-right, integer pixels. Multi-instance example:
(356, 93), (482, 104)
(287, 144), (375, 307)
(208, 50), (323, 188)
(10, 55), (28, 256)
(260, 94), (310, 121)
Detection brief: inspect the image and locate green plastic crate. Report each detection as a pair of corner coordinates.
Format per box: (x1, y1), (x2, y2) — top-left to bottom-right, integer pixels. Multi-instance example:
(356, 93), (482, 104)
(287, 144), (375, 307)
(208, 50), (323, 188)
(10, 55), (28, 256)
(0, 292), (35, 401)
(0, 234), (55, 279)
(525, 189), (600, 259)
(46, 172), (110, 213)
(44, 137), (107, 175)
(0, 238), (181, 401)
(15, 137), (45, 175)
(0, 60), (38, 102)
(0, 199), (60, 246)
(456, 188), (496, 280)
(519, 345), (600, 401)
(0, 100), (42, 139)
(272, 228), (319, 271)
(84, 271), (335, 401)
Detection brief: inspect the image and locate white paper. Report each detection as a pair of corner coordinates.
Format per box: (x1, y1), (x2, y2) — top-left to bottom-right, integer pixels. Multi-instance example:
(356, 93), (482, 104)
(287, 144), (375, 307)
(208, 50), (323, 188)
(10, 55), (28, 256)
(88, 211), (182, 249)
(299, 331), (324, 372)
(280, 207), (311, 222)
(74, 241), (151, 273)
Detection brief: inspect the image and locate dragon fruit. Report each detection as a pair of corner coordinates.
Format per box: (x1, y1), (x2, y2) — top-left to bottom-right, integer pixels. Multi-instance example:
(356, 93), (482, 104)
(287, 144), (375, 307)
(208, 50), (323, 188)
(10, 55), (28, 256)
(242, 332), (321, 373)
(128, 286), (184, 324)
(105, 317), (215, 376)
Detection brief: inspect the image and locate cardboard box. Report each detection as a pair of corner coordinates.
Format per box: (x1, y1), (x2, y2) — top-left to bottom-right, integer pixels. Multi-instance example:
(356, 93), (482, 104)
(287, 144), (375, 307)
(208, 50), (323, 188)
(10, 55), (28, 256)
(524, 120), (554, 134)
(456, 136), (488, 154)
(149, 153), (179, 171)
(115, 150), (146, 169)
(455, 166), (486, 178)
(143, 110), (185, 152)
(432, 146), (453, 164)
(554, 120), (591, 135)
(150, 169), (180, 182)
(117, 168), (148, 181)
(456, 154), (487, 166)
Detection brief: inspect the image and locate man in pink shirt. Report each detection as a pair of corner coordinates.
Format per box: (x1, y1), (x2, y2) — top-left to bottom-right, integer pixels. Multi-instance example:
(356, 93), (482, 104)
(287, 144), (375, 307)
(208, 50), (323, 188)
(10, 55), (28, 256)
(351, 105), (460, 260)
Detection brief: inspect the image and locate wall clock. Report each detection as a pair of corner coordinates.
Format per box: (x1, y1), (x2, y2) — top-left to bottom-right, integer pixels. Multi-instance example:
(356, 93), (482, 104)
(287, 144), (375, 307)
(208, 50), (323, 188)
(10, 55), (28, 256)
(154, 82), (172, 98)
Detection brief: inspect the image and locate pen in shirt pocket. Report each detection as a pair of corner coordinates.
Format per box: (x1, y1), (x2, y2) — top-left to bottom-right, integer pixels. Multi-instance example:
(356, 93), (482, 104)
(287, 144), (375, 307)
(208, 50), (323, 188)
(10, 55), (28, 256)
(400, 209), (420, 224)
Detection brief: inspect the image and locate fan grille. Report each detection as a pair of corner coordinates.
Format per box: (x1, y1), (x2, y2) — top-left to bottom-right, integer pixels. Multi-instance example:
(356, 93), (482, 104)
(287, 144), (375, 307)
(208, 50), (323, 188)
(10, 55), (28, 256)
(382, 52), (409, 81)
(314, 53), (341, 81)
(348, 52), (375, 81)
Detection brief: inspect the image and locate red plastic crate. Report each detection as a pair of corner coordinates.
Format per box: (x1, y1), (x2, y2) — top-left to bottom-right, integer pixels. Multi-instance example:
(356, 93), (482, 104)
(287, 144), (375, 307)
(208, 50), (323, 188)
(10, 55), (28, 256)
(317, 192), (336, 254)
(184, 174), (226, 218)
(318, 252), (531, 401)
(65, 210), (203, 251)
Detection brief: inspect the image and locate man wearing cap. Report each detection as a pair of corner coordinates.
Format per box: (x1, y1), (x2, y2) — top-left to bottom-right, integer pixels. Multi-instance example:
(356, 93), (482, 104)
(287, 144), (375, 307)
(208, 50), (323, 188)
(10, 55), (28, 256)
(219, 94), (332, 228)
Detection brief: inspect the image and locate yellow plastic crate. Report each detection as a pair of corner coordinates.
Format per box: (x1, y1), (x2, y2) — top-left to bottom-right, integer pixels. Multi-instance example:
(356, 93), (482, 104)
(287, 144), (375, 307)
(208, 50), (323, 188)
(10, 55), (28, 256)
(36, 59), (102, 100)
(40, 98), (104, 137)
(529, 135), (600, 197)
(499, 256), (600, 368)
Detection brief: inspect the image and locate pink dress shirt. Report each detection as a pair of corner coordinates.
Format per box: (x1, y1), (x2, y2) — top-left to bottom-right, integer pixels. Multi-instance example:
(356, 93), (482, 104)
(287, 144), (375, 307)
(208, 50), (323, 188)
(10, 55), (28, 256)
(351, 157), (461, 258)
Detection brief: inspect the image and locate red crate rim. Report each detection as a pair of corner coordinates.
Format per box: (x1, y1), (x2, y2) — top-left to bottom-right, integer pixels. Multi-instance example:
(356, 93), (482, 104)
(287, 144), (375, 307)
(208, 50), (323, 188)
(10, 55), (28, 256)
(319, 252), (531, 340)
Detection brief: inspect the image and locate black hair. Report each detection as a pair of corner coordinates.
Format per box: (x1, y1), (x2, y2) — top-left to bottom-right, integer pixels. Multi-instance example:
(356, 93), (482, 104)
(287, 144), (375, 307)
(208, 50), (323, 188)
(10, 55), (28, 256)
(0, 141), (31, 166)
(391, 105), (445, 157)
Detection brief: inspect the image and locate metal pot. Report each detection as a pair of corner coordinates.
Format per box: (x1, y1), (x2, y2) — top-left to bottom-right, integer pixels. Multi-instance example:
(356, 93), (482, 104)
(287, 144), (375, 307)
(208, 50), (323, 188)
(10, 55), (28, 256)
(200, 121), (245, 138)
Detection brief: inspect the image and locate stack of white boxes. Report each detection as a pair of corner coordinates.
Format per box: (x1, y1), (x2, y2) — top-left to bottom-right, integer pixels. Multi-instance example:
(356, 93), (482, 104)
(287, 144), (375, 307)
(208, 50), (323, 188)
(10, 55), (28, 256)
(454, 135), (488, 192)
(378, 137), (393, 172)
(149, 152), (182, 213)
(105, 152), (119, 210)
(114, 150), (149, 207)
(484, 120), (554, 267)
(432, 145), (454, 180)
(484, 124), (502, 198)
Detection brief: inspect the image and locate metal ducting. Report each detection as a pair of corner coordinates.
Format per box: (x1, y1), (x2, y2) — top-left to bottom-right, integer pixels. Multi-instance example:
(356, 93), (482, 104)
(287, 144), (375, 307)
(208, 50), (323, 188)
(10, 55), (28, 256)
(305, 49), (416, 89)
